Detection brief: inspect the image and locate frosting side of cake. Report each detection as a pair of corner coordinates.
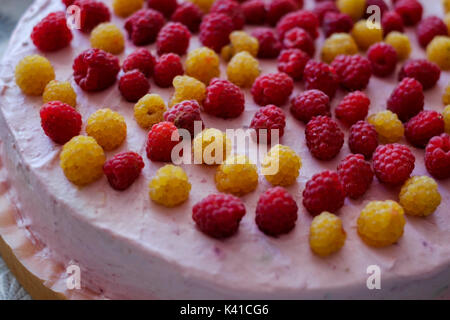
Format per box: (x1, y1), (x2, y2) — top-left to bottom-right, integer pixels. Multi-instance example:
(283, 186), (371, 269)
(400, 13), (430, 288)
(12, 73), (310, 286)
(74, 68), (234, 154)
(0, 0), (449, 299)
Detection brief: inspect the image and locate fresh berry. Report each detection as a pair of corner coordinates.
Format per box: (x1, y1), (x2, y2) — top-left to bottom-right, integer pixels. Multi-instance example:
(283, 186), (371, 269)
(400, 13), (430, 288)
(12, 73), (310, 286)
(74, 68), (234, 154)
(189, 0), (215, 13)
(262, 144), (301, 186)
(303, 60), (339, 98)
(382, 11), (405, 36)
(122, 48), (156, 78)
(321, 33), (358, 64)
(60, 136), (105, 186)
(372, 143), (415, 185)
(399, 176), (441, 217)
(444, 106), (450, 134)
(31, 11), (72, 52)
(199, 13), (234, 52)
(405, 111), (445, 148)
(62, 0), (74, 6)
(305, 116), (344, 160)
(149, 165), (191, 207)
(103, 152), (145, 191)
(276, 10), (319, 39)
(90, 23), (125, 54)
(368, 110), (404, 144)
(351, 20), (383, 51)
(210, 0), (245, 30)
(112, 0), (144, 18)
(146, 121), (180, 162)
(250, 105), (286, 144)
(153, 53), (184, 88)
(241, 0), (267, 25)
(322, 11), (353, 38)
(331, 54), (372, 91)
(86, 109), (127, 151)
(185, 47), (220, 84)
(119, 70), (150, 102)
(290, 89), (330, 123)
(74, 0), (111, 33)
(336, 0), (365, 21)
(204, 79), (245, 118)
(193, 194), (246, 238)
(398, 59), (441, 90)
(335, 91), (370, 126)
(302, 171), (346, 216)
(395, 0), (423, 26)
(134, 93), (167, 129)
(228, 31), (259, 58)
(367, 43), (398, 78)
(124, 9), (165, 46)
(156, 22), (191, 56)
(148, 0), (178, 18)
(445, 85), (450, 106)
(170, 2), (203, 33)
(282, 27), (315, 56)
(15, 55), (55, 96)
(251, 28), (282, 59)
(170, 75), (206, 107)
(73, 48), (120, 92)
(337, 154), (373, 199)
(43, 80), (77, 107)
(425, 133), (450, 179)
(251, 72), (294, 107)
(387, 77), (424, 122)
(277, 48), (310, 80)
(426, 36), (450, 71)
(385, 31), (412, 60)
(348, 121), (379, 159)
(309, 212), (346, 257)
(313, 1), (338, 23)
(364, 0), (388, 18)
(357, 200), (406, 247)
(193, 128), (231, 165)
(417, 16), (448, 48)
(227, 52), (261, 88)
(215, 155), (259, 196)
(267, 0), (298, 26)
(164, 100), (204, 136)
(255, 187), (298, 236)
(40, 101), (82, 144)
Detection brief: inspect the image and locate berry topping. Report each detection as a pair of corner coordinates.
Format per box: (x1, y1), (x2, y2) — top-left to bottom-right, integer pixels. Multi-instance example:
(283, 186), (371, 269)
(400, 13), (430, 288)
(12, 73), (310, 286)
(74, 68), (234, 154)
(425, 133), (450, 180)
(204, 79), (245, 119)
(305, 116), (344, 161)
(331, 54), (372, 91)
(372, 143), (415, 185)
(148, 0), (178, 18)
(215, 155), (258, 196)
(112, 0), (144, 18)
(262, 144), (301, 187)
(417, 16), (447, 48)
(210, 0), (245, 30)
(86, 109), (127, 151)
(146, 121), (180, 162)
(193, 128), (231, 165)
(395, 0), (423, 26)
(282, 27), (315, 57)
(164, 100), (204, 136)
(398, 59), (441, 90)
(170, 75), (206, 107)
(367, 43), (398, 78)
(322, 11), (354, 38)
(337, 154), (374, 199)
(313, 1), (338, 24)
(122, 48), (156, 78)
(251, 28), (282, 59)
(250, 105), (286, 144)
(321, 33), (358, 64)
(134, 94), (167, 129)
(382, 11), (405, 36)
(156, 22), (191, 56)
(149, 165), (191, 207)
(348, 121), (379, 159)
(170, 2), (203, 33)
(335, 91), (370, 126)
(119, 70), (150, 103)
(337, 0), (365, 21)
(251, 72), (294, 107)
(186, 47), (220, 85)
(351, 20), (383, 51)
(405, 111), (445, 148)
(426, 36), (450, 71)
(387, 77), (424, 122)
(267, 0), (298, 26)
(303, 60), (339, 98)
(15, 55), (55, 96)
(241, 0), (267, 25)
(31, 11), (72, 52)
(226, 52), (261, 88)
(43, 80), (77, 108)
(153, 53), (184, 88)
(90, 23), (125, 55)
(309, 212), (346, 257)
(103, 152), (145, 191)
(385, 31), (412, 61)
(74, 0), (111, 33)
(290, 89), (331, 123)
(277, 48), (310, 80)
(199, 13), (234, 52)
(399, 176), (441, 217)
(40, 101), (82, 144)
(276, 10), (319, 39)
(124, 9), (165, 46)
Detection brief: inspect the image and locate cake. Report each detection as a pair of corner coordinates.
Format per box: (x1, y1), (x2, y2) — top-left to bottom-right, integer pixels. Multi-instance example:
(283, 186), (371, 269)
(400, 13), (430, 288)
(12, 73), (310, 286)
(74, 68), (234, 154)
(0, 0), (449, 300)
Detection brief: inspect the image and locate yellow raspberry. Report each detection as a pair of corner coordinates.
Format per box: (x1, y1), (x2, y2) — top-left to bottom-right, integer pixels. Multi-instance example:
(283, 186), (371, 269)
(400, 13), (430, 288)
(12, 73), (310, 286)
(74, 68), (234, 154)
(134, 94), (167, 129)
(368, 110), (404, 144)
(309, 212), (346, 257)
(221, 45), (234, 62)
(228, 31), (259, 58)
(60, 136), (106, 186)
(337, 0), (366, 21)
(15, 55), (55, 96)
(86, 108), (127, 151)
(262, 144), (302, 187)
(357, 200), (406, 247)
(185, 47), (220, 84)
(113, 0), (143, 17)
(215, 154), (258, 196)
(193, 128), (231, 165)
(444, 13), (450, 35)
(443, 105), (450, 134)
(188, 0), (215, 13)
(351, 20), (383, 51)
(443, 84), (450, 106)
(149, 165), (191, 207)
(43, 80), (77, 107)
(399, 176), (441, 217)
(385, 32), (411, 61)
(90, 23), (125, 55)
(321, 33), (358, 64)
(444, 0), (450, 13)
(169, 75), (206, 107)
(227, 51), (260, 88)
(427, 36), (450, 70)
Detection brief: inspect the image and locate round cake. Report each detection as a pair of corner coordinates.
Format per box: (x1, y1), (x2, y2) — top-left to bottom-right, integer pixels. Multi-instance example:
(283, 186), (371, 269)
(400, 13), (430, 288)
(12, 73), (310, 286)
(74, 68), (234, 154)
(0, 0), (450, 299)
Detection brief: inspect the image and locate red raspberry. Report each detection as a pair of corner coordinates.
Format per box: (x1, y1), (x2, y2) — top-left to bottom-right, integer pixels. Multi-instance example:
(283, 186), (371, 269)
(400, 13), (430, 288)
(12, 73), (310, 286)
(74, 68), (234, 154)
(251, 72), (294, 107)
(267, 0), (298, 26)
(367, 43), (398, 78)
(398, 59), (441, 90)
(302, 171), (346, 216)
(349, 121), (379, 159)
(164, 100), (204, 136)
(241, 0), (267, 25)
(148, 0), (178, 18)
(364, 0), (388, 19)
(199, 13), (234, 52)
(331, 54), (372, 91)
(103, 152), (145, 191)
(290, 89), (330, 123)
(382, 11), (404, 36)
(255, 187), (298, 236)
(74, 0), (111, 33)
(62, 0), (74, 6)
(303, 60), (339, 99)
(416, 16), (447, 48)
(425, 133), (450, 180)
(372, 143), (415, 185)
(250, 104), (286, 143)
(322, 11), (354, 38)
(156, 22), (191, 56)
(276, 10), (319, 39)
(210, 0), (245, 30)
(31, 11), (72, 52)
(251, 28), (282, 59)
(73, 48), (120, 92)
(204, 79), (245, 118)
(277, 48), (310, 80)
(146, 121), (180, 162)
(125, 9), (165, 46)
(387, 77), (424, 122)
(119, 70), (150, 102)
(313, 1), (338, 24)
(170, 2), (203, 33)
(337, 154), (373, 199)
(405, 110), (445, 148)
(395, 0), (423, 26)
(335, 91), (370, 126)
(40, 101), (82, 144)
(306, 116), (344, 160)
(122, 48), (156, 78)
(153, 53), (184, 88)
(193, 194), (246, 239)
(282, 27), (315, 57)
